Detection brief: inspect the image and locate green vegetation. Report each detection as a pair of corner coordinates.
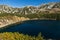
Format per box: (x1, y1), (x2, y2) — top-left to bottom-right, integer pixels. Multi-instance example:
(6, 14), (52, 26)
(0, 12), (60, 20)
(0, 32), (44, 40)
(38, 12), (60, 20)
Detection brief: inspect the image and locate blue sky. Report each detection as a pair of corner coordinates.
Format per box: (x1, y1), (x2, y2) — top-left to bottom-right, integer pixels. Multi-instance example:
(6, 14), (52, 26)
(0, 0), (60, 8)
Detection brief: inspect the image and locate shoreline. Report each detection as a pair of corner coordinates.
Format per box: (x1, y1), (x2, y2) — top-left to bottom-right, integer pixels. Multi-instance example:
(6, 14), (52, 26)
(0, 18), (58, 28)
(0, 21), (20, 28)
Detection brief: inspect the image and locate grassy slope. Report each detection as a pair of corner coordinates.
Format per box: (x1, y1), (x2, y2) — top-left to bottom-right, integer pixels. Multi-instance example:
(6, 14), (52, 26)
(0, 12), (60, 20)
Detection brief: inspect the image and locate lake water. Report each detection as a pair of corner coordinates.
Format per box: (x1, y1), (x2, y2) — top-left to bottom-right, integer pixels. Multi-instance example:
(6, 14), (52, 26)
(0, 20), (60, 39)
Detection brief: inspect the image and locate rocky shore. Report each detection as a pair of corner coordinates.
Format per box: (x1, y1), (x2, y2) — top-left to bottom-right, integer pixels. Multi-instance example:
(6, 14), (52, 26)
(0, 16), (30, 28)
(0, 15), (57, 28)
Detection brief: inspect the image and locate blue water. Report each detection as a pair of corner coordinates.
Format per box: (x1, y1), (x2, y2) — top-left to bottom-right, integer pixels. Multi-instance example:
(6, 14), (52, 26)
(0, 20), (60, 39)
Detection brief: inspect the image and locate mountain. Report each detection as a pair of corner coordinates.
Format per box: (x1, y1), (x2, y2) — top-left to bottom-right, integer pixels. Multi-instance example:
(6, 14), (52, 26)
(0, 5), (13, 13)
(0, 2), (60, 14)
(38, 2), (60, 13)
(20, 6), (37, 15)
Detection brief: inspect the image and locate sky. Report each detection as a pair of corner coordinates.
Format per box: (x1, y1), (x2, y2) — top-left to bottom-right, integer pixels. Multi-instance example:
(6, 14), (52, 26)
(0, 0), (60, 8)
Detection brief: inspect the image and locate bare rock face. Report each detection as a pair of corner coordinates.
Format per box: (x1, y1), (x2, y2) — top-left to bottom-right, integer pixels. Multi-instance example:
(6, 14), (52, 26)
(38, 2), (60, 13)
(0, 2), (60, 14)
(20, 6), (37, 15)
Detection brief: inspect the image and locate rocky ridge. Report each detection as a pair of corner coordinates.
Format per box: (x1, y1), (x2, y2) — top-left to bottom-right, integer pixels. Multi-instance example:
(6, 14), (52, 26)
(0, 2), (60, 14)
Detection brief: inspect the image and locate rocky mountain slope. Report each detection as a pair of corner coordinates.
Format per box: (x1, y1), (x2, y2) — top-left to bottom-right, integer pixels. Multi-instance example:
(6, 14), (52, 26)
(0, 2), (60, 14)
(0, 15), (30, 28)
(38, 2), (60, 13)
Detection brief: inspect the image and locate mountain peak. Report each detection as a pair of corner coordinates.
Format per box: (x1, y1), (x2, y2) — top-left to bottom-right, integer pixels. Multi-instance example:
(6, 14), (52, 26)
(39, 2), (60, 9)
(0, 2), (60, 14)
